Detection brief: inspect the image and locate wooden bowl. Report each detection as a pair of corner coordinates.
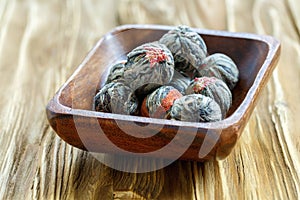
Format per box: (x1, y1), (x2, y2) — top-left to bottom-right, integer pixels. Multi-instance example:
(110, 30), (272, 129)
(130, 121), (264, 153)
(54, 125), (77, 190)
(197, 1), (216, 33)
(46, 24), (280, 161)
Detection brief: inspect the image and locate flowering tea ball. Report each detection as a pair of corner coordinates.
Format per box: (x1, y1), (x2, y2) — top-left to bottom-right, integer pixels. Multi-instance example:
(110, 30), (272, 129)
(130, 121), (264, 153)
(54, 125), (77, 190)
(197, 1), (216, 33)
(185, 77), (232, 118)
(93, 82), (139, 115)
(170, 94), (222, 122)
(123, 42), (174, 95)
(142, 86), (183, 119)
(105, 62), (125, 84)
(197, 53), (239, 90)
(167, 71), (191, 95)
(159, 25), (207, 76)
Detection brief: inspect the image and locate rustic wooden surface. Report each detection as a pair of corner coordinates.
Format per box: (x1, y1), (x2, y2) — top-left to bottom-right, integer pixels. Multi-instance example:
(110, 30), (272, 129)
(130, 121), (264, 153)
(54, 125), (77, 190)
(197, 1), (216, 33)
(0, 0), (299, 199)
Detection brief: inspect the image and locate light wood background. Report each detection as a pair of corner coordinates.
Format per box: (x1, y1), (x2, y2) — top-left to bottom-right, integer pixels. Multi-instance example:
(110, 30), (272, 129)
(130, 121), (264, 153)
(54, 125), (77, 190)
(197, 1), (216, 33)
(0, 0), (299, 199)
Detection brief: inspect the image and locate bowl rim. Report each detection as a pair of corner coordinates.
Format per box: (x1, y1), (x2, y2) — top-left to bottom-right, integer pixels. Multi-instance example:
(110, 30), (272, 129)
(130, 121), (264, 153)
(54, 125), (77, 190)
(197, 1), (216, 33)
(48, 24), (281, 130)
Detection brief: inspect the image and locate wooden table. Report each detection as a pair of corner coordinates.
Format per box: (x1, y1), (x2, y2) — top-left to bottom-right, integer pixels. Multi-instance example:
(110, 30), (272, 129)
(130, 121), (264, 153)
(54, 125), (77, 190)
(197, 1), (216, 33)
(0, 0), (299, 199)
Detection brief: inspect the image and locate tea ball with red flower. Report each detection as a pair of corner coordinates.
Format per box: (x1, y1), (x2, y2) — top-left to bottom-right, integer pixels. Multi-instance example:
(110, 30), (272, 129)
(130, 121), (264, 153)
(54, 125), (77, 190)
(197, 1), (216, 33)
(186, 77), (232, 118)
(123, 42), (174, 96)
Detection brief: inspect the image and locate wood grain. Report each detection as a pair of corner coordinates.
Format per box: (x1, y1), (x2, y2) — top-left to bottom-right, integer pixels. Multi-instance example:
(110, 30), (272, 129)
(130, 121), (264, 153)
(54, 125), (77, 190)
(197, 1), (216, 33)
(0, 0), (299, 199)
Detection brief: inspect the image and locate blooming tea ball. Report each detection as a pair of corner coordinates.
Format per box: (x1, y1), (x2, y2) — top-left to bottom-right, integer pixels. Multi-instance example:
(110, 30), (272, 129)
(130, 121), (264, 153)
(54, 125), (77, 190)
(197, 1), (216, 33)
(142, 86), (183, 119)
(105, 62), (125, 84)
(170, 94), (222, 122)
(167, 71), (191, 95)
(93, 82), (139, 115)
(123, 42), (174, 95)
(197, 53), (239, 90)
(159, 25), (207, 76)
(185, 77), (232, 118)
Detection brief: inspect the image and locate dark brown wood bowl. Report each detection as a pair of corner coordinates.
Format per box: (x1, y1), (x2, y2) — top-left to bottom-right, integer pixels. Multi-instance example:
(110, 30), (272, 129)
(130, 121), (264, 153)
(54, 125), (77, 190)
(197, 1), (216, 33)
(46, 25), (280, 161)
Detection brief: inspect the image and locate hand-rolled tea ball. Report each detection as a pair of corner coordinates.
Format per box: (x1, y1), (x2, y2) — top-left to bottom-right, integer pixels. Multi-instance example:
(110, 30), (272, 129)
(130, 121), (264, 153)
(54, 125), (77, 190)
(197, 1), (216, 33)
(105, 62), (125, 84)
(93, 82), (139, 115)
(123, 42), (174, 95)
(167, 70), (191, 95)
(185, 77), (232, 118)
(142, 86), (183, 119)
(197, 53), (239, 90)
(170, 94), (222, 122)
(159, 25), (207, 76)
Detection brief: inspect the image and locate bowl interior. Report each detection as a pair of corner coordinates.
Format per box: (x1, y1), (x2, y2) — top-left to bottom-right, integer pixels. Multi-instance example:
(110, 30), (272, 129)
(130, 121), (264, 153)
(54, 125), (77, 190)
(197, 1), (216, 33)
(58, 27), (269, 119)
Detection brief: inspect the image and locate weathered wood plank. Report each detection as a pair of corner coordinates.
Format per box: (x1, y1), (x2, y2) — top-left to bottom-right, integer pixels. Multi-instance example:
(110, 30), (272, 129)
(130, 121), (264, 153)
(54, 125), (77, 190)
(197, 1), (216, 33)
(0, 0), (118, 199)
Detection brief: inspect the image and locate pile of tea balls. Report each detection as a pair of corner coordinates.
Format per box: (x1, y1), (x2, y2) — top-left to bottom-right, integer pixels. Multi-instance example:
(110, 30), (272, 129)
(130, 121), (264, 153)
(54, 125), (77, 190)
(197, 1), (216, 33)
(94, 25), (239, 122)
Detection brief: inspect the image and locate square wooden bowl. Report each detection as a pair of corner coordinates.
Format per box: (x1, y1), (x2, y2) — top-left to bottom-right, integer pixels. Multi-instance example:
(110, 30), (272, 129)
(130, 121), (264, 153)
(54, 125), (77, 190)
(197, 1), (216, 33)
(46, 25), (280, 161)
